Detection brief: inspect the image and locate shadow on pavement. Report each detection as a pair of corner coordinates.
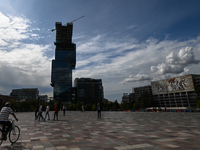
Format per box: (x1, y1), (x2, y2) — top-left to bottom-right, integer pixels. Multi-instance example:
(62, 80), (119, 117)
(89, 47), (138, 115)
(1, 142), (28, 150)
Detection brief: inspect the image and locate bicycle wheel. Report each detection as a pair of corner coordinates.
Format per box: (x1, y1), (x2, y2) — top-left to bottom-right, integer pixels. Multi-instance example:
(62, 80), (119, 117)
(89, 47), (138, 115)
(9, 126), (20, 144)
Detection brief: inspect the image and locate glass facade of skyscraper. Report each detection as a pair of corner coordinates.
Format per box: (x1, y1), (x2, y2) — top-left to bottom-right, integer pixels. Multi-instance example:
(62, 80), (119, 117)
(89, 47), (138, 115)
(51, 22), (76, 102)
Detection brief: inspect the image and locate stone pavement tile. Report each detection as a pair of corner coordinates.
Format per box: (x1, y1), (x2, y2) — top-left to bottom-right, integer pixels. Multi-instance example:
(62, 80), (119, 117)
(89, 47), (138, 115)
(69, 148), (81, 150)
(114, 143), (153, 150)
(33, 145), (44, 149)
(1, 112), (200, 149)
(45, 147), (57, 150)
(56, 146), (67, 149)
(43, 142), (54, 148)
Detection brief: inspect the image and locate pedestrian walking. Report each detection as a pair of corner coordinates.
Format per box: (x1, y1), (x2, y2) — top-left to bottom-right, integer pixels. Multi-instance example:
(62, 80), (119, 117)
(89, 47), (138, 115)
(34, 104), (39, 120)
(38, 103), (44, 121)
(63, 105), (66, 115)
(53, 103), (58, 120)
(44, 104), (50, 120)
(97, 103), (101, 118)
(82, 105), (85, 112)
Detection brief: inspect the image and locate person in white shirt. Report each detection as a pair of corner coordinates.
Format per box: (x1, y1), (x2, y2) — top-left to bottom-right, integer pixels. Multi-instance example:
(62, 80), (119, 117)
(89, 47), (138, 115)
(0, 102), (18, 140)
(44, 104), (50, 120)
(63, 105), (66, 115)
(38, 103), (44, 121)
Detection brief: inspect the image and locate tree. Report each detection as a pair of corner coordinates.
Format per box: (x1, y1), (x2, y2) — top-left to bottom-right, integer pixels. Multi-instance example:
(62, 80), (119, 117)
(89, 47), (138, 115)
(103, 98), (109, 110)
(108, 101), (114, 110)
(195, 85), (200, 108)
(196, 100), (200, 108)
(10, 99), (18, 112)
(68, 103), (76, 110)
(48, 100), (55, 111)
(113, 100), (120, 110)
(139, 91), (153, 108)
(92, 104), (97, 111)
(85, 103), (92, 111)
(133, 102), (139, 109)
(76, 101), (83, 110)
(120, 100), (130, 110)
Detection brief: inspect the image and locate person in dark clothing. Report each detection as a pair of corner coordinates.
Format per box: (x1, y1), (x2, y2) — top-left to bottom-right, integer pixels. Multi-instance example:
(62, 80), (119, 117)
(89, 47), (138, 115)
(97, 103), (101, 118)
(35, 105), (39, 120)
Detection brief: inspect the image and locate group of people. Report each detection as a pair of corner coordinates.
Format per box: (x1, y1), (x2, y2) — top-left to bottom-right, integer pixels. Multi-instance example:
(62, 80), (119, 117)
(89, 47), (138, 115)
(0, 102), (102, 141)
(35, 103), (58, 121)
(34, 103), (102, 120)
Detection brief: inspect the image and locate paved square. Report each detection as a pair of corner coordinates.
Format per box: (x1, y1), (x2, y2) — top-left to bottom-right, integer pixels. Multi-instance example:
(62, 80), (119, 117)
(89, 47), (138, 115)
(1, 111), (200, 149)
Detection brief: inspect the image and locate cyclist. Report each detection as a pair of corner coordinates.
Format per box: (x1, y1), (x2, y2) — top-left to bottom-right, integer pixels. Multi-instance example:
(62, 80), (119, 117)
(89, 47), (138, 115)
(0, 102), (18, 140)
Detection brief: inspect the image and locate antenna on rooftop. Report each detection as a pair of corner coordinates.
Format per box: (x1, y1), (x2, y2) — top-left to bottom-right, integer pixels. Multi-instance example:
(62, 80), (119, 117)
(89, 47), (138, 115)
(51, 15), (85, 32)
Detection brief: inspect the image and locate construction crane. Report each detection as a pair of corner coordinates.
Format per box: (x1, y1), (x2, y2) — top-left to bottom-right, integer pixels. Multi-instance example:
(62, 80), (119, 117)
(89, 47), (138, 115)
(51, 15), (85, 32)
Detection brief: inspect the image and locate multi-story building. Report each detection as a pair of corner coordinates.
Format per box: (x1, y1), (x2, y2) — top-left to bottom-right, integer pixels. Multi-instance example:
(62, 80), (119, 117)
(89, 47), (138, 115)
(129, 74), (200, 108)
(51, 22), (76, 102)
(133, 85), (152, 102)
(38, 95), (48, 103)
(151, 74), (200, 108)
(151, 74), (200, 107)
(129, 93), (135, 102)
(122, 93), (129, 102)
(122, 93), (135, 102)
(74, 78), (104, 104)
(10, 88), (39, 100)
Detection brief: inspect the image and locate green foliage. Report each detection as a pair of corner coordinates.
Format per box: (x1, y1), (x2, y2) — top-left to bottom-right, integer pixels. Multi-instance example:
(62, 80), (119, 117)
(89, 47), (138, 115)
(76, 101), (83, 110)
(57, 100), (62, 111)
(195, 85), (200, 96)
(7, 97), (139, 112)
(196, 100), (200, 108)
(92, 104), (97, 111)
(103, 100), (110, 110)
(133, 102), (139, 109)
(10, 99), (17, 111)
(195, 85), (200, 108)
(68, 103), (76, 110)
(30, 105), (34, 111)
(120, 100), (129, 110)
(18, 101), (30, 112)
(85, 103), (92, 111)
(139, 91), (153, 108)
(113, 100), (120, 110)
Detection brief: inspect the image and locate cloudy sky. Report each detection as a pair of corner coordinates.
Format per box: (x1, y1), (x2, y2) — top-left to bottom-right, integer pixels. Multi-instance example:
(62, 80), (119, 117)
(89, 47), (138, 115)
(0, 0), (200, 102)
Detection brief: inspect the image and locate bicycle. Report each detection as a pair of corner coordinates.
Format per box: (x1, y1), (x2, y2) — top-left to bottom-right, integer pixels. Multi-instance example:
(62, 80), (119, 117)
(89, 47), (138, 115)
(0, 119), (20, 145)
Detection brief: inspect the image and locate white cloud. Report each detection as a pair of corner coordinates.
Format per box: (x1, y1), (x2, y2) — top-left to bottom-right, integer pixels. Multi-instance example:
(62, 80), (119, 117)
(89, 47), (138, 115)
(127, 25), (137, 30)
(120, 74), (152, 84)
(76, 34), (138, 54)
(74, 35), (200, 101)
(151, 47), (199, 75)
(166, 47), (199, 65)
(0, 39), (8, 46)
(178, 68), (189, 76)
(32, 27), (40, 31)
(0, 12), (30, 45)
(0, 43), (52, 94)
(0, 12), (52, 96)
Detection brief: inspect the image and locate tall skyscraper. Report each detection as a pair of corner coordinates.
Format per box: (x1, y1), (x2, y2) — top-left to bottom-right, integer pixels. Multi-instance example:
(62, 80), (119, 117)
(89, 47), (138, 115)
(51, 22), (76, 102)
